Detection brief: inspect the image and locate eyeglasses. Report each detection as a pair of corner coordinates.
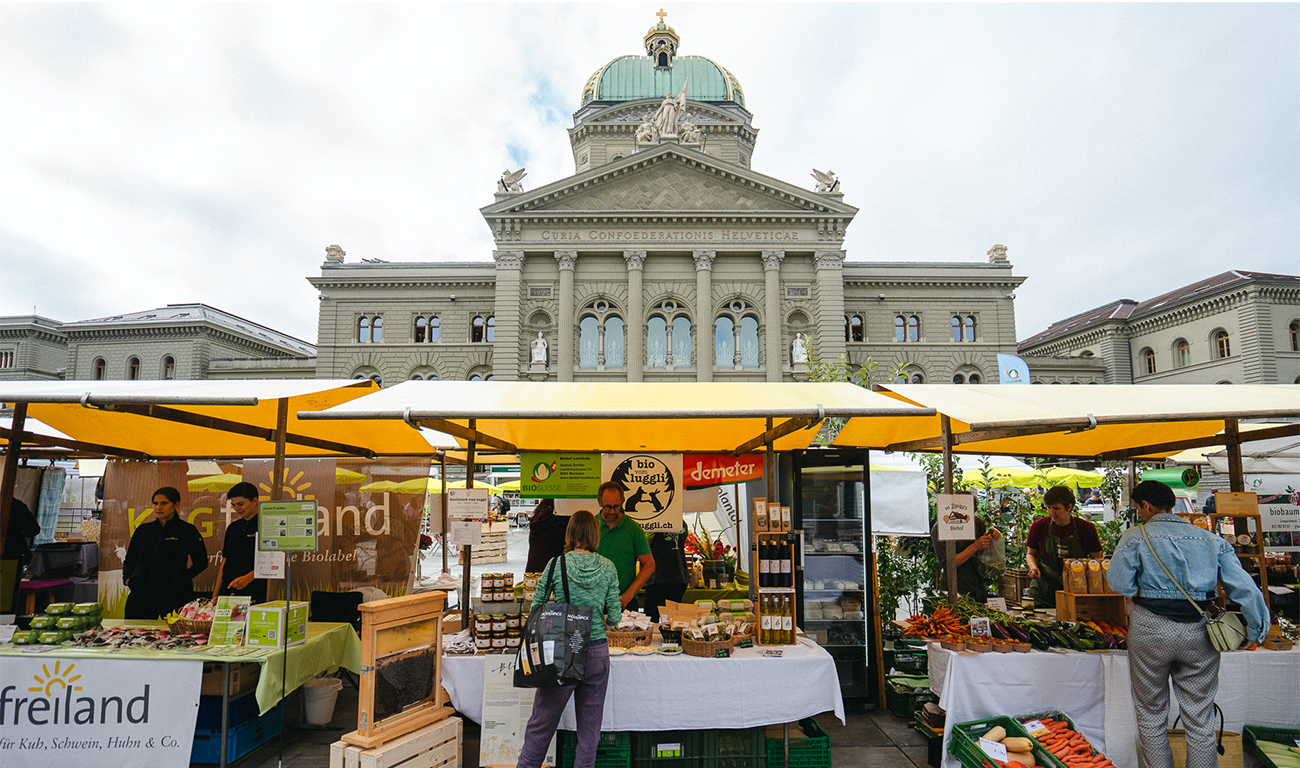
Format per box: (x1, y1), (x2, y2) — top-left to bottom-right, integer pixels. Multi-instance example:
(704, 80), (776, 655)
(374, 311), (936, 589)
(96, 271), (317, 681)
(601, 504), (622, 512)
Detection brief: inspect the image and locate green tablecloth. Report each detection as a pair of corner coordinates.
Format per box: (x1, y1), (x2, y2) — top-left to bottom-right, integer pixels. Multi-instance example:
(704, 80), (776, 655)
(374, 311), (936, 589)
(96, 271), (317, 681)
(681, 585), (749, 603)
(0, 621), (361, 714)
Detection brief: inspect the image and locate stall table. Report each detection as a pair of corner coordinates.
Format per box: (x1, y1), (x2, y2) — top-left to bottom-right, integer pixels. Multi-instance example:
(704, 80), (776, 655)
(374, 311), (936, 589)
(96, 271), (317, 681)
(0, 620), (362, 768)
(927, 643), (1300, 768)
(443, 636), (846, 731)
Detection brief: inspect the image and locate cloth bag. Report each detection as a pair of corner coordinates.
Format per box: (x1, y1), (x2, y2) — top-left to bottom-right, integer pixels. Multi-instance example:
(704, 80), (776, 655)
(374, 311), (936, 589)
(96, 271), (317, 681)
(1165, 706), (1242, 768)
(1140, 525), (1247, 652)
(513, 553), (593, 689)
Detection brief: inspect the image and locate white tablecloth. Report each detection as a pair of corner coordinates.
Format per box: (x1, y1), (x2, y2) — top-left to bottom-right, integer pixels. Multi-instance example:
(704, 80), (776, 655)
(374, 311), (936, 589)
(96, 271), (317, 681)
(444, 637), (846, 730)
(929, 644), (1300, 768)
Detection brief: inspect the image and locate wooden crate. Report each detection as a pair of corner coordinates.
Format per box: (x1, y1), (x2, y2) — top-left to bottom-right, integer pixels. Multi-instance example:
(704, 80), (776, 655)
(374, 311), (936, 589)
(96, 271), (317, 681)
(332, 715), (461, 768)
(1055, 591), (1127, 628)
(457, 544), (508, 565)
(999, 569), (1033, 607)
(341, 592), (454, 749)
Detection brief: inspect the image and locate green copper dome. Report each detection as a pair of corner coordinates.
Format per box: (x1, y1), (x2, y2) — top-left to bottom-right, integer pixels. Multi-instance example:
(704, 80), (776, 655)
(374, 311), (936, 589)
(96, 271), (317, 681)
(581, 54), (745, 108)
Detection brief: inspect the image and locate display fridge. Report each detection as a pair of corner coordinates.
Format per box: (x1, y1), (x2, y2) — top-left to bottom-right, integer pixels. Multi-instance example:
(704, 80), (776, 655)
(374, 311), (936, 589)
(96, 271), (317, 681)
(793, 447), (879, 709)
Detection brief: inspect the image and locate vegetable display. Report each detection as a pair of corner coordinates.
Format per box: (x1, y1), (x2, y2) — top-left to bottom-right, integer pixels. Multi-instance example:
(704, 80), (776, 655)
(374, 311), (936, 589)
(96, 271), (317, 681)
(1030, 718), (1112, 768)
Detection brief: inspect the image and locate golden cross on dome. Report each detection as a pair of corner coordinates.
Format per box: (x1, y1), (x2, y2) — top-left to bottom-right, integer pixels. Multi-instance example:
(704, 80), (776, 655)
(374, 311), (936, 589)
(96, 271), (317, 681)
(656, 9), (667, 24)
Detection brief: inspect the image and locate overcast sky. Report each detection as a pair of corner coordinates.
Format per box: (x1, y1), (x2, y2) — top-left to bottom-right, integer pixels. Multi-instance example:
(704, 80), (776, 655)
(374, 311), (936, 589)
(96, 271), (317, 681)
(2, 3), (1296, 348)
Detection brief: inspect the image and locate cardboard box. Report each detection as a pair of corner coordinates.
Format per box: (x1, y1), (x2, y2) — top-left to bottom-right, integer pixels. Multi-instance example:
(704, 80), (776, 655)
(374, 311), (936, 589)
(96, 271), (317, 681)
(245, 601), (309, 648)
(200, 662), (262, 696)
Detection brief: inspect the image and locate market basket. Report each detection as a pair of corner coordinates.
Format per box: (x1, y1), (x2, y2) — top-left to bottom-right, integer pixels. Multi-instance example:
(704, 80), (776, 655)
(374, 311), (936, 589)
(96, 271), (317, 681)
(168, 617), (213, 636)
(682, 635), (734, 658)
(1244, 725), (1300, 768)
(606, 627), (653, 649)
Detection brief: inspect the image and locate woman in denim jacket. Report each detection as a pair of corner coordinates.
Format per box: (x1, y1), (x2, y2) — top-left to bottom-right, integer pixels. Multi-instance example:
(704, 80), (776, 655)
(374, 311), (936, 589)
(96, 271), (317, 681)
(1108, 481), (1269, 768)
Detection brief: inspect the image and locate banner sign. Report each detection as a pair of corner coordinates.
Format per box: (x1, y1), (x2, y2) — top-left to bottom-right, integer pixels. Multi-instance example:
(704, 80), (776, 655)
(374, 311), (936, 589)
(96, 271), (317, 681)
(520, 452), (601, 498)
(601, 453), (684, 533)
(0, 656), (201, 768)
(1252, 477), (1300, 552)
(447, 488), (490, 520)
(936, 494), (976, 540)
(100, 458), (426, 618)
(682, 454), (763, 489)
(259, 500), (319, 552)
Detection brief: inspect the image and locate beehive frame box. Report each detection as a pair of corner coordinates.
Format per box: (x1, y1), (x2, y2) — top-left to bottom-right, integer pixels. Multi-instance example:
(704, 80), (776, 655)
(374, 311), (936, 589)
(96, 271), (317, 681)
(246, 600), (309, 648)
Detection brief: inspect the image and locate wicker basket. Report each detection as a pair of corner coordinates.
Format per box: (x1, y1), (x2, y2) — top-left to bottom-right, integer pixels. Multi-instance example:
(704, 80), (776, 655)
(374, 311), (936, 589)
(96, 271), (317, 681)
(167, 618), (213, 636)
(683, 635), (735, 658)
(606, 627), (653, 648)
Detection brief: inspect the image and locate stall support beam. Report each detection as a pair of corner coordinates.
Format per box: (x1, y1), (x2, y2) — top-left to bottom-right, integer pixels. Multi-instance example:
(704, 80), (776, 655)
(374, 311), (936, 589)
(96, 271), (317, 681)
(463, 423), (476, 624)
(0, 402), (27, 555)
(735, 416), (815, 456)
(1095, 422), (1300, 462)
(102, 402), (376, 458)
(942, 416), (957, 608)
(1225, 419), (1245, 493)
(415, 418), (517, 454)
(0, 425), (151, 461)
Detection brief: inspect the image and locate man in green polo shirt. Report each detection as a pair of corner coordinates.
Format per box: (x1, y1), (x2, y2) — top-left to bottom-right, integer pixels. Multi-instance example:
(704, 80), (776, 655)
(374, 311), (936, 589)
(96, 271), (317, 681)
(596, 481), (655, 611)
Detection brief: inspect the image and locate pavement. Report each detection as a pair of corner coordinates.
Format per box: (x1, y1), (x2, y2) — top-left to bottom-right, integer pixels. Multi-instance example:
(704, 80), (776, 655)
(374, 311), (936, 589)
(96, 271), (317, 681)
(230, 524), (937, 768)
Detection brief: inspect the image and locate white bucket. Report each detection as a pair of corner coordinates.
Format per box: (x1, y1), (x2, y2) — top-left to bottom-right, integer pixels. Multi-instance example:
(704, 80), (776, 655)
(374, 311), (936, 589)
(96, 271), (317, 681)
(302, 677), (343, 725)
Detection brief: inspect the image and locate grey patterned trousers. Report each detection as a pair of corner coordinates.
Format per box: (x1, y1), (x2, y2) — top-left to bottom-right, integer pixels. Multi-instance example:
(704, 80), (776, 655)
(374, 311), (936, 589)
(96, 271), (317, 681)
(1128, 603), (1222, 768)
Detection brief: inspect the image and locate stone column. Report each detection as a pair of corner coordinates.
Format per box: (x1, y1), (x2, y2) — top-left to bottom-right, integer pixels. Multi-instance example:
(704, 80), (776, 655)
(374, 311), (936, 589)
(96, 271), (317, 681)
(1100, 327), (1133, 384)
(1237, 286), (1276, 383)
(694, 250), (715, 381)
(813, 250), (848, 364)
(491, 250), (525, 381)
(624, 250), (646, 382)
(762, 250), (785, 381)
(555, 251), (577, 382)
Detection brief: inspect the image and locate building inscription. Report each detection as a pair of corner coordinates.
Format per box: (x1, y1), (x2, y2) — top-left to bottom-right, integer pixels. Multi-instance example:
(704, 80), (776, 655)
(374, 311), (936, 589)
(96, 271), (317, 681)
(537, 229), (803, 243)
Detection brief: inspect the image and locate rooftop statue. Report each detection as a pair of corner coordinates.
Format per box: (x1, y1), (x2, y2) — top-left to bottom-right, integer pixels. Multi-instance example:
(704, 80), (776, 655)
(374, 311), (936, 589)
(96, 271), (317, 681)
(811, 169), (840, 193)
(678, 115), (701, 144)
(653, 81), (688, 138)
(635, 115), (657, 144)
(498, 168), (527, 193)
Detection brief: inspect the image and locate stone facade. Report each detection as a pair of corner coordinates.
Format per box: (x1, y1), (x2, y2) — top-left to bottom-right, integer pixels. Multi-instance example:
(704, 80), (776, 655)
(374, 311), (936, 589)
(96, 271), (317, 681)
(1019, 270), (1300, 385)
(0, 315), (67, 381)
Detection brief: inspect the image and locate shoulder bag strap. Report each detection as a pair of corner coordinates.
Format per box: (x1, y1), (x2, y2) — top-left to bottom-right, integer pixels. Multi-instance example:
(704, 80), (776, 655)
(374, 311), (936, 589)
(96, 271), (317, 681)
(559, 552), (572, 604)
(544, 556), (558, 601)
(1139, 524), (1210, 619)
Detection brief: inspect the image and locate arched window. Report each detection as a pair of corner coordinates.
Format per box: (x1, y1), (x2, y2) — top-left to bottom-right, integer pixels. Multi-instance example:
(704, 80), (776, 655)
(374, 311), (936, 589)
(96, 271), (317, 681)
(672, 316), (692, 367)
(1290, 321), (1300, 352)
(1175, 339), (1190, 367)
(163, 356), (175, 380)
(969, 373), (981, 384)
(1142, 348), (1156, 375)
(471, 316), (486, 343)
(739, 316), (759, 367)
(909, 371), (925, 384)
(371, 316), (383, 343)
(357, 317), (371, 343)
(846, 315), (863, 342)
(647, 317), (668, 368)
(952, 373), (965, 384)
(648, 300), (690, 369)
(907, 315), (921, 342)
(485, 316), (495, 342)
(1214, 330), (1231, 359)
(93, 358), (106, 380)
(964, 316), (976, 341)
(951, 316), (962, 342)
(429, 317), (440, 342)
(414, 316), (440, 343)
(715, 316), (735, 368)
(579, 316), (600, 368)
(127, 357), (140, 380)
(894, 316), (906, 342)
(605, 316), (624, 368)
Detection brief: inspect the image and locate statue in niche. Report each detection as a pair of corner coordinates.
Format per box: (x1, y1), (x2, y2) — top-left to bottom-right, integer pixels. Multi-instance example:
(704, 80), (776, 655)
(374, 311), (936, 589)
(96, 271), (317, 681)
(530, 332), (548, 364)
(653, 81), (688, 138)
(678, 115), (700, 144)
(498, 168), (527, 193)
(635, 115), (657, 144)
(792, 333), (809, 365)
(810, 168), (840, 193)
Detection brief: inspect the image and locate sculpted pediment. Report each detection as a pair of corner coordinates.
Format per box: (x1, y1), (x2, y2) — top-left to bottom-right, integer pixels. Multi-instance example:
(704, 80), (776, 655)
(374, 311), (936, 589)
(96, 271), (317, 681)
(482, 146), (857, 217)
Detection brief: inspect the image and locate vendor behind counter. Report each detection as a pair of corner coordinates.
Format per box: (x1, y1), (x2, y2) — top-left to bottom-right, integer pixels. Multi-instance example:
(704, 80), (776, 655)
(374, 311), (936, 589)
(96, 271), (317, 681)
(929, 517), (1000, 603)
(1026, 486), (1104, 608)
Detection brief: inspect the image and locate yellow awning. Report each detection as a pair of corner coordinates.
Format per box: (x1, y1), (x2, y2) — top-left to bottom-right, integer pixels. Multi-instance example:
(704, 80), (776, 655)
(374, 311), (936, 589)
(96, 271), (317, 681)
(0, 380), (446, 458)
(298, 381), (934, 453)
(831, 384), (1300, 459)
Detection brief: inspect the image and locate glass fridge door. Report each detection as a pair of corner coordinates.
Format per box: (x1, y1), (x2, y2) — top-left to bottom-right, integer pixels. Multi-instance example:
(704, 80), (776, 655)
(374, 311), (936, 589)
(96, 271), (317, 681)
(794, 448), (876, 708)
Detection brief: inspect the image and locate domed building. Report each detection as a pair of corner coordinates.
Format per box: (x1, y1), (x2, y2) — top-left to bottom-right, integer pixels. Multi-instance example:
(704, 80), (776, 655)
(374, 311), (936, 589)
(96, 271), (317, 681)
(307, 14), (1026, 389)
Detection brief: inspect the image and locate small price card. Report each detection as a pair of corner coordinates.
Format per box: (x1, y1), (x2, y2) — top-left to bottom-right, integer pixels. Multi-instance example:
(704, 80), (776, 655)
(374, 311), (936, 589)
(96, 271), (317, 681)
(979, 738), (1008, 762)
(987, 597), (1008, 612)
(1023, 720), (1051, 738)
(970, 617), (991, 637)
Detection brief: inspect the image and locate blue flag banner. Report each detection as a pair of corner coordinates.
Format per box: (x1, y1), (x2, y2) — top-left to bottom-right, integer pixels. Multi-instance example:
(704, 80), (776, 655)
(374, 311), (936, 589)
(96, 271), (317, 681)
(997, 353), (1031, 384)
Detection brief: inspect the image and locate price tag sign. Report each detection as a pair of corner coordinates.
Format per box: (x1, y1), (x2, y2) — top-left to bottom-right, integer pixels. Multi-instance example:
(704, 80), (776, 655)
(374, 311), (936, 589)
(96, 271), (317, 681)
(714, 647), (732, 658)
(970, 617), (991, 637)
(447, 520), (481, 547)
(987, 597), (1008, 613)
(737, 637), (754, 649)
(937, 494), (976, 540)
(1023, 720), (1051, 738)
(979, 738), (1009, 762)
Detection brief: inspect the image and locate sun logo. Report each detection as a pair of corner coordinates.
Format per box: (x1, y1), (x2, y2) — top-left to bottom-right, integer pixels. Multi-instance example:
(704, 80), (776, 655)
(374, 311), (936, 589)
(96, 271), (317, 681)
(29, 660), (82, 696)
(259, 468), (315, 501)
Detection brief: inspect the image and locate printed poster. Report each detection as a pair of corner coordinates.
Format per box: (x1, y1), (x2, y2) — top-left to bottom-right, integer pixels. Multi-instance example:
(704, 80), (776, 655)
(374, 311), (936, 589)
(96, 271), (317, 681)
(601, 453), (684, 533)
(1250, 476), (1300, 552)
(682, 454), (763, 489)
(209, 596), (251, 646)
(936, 494), (976, 540)
(520, 452), (601, 499)
(479, 656), (554, 767)
(0, 656), (202, 768)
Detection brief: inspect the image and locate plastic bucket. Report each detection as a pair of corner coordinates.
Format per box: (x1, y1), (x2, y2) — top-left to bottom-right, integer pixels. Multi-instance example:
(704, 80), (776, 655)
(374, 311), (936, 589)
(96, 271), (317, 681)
(302, 677), (342, 725)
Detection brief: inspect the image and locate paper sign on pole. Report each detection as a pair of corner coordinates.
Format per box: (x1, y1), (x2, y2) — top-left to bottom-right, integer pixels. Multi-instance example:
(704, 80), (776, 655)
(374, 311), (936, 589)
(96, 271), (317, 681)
(1215, 492), (1259, 517)
(936, 494), (976, 540)
(447, 520), (481, 548)
(447, 488), (490, 520)
(254, 548), (286, 579)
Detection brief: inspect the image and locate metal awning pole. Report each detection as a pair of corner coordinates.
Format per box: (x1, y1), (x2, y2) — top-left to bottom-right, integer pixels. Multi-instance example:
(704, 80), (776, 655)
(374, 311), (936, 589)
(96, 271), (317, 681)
(440, 451), (449, 577)
(0, 402), (27, 555)
(942, 415), (958, 606)
(463, 421), (476, 623)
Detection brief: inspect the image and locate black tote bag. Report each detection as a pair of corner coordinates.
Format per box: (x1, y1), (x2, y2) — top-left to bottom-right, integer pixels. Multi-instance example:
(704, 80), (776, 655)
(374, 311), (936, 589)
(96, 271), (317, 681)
(514, 553), (594, 688)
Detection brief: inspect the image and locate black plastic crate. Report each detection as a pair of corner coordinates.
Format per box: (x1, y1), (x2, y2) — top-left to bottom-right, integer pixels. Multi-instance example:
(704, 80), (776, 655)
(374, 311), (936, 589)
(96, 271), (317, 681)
(633, 729), (702, 768)
(702, 727), (765, 768)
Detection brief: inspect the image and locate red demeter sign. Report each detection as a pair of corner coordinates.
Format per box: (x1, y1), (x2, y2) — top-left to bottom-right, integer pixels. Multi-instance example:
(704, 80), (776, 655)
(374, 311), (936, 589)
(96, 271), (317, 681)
(683, 454), (763, 489)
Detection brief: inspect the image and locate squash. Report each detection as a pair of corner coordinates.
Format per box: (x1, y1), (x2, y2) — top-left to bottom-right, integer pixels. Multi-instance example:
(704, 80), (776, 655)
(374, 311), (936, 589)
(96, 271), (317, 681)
(1007, 750), (1036, 767)
(1003, 737), (1034, 753)
(983, 726), (1007, 742)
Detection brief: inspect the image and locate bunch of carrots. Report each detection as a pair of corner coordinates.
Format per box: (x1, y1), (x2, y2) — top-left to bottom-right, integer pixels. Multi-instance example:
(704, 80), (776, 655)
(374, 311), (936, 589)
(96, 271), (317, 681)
(904, 606), (967, 637)
(1035, 718), (1112, 768)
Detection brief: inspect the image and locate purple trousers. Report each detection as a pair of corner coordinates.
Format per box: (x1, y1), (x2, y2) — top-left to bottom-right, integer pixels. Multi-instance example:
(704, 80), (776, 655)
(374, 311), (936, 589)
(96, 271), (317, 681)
(516, 639), (610, 768)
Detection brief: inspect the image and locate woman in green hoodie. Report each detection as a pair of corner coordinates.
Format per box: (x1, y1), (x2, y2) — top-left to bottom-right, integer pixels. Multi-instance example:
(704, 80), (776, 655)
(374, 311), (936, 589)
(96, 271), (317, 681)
(516, 509), (622, 768)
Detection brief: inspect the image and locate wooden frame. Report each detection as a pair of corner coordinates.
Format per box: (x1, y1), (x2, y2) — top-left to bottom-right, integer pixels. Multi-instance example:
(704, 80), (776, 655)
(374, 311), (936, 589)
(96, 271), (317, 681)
(342, 592), (454, 749)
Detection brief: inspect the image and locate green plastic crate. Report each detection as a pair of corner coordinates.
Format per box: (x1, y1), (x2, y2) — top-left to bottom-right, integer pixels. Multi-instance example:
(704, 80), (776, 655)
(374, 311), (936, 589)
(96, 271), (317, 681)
(949, 716), (1066, 768)
(634, 730), (702, 768)
(764, 717), (830, 768)
(560, 730), (634, 768)
(1244, 725), (1300, 768)
(886, 675), (936, 720)
(702, 727), (765, 768)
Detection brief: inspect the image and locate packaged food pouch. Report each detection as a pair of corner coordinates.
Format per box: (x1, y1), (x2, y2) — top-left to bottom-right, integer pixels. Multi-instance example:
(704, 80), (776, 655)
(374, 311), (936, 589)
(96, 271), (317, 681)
(1065, 559), (1089, 593)
(1085, 559), (1105, 594)
(1100, 559), (1115, 593)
